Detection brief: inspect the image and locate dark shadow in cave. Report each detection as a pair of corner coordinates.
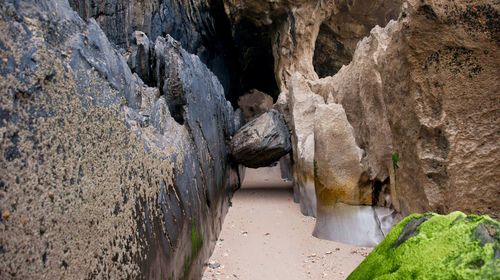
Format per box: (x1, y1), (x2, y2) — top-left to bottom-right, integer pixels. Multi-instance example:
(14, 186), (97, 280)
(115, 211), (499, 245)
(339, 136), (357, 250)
(313, 23), (353, 78)
(231, 18), (279, 102)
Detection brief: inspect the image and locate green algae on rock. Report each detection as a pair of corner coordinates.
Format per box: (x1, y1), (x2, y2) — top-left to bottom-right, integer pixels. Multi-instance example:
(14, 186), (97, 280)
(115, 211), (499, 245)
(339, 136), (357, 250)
(347, 212), (500, 280)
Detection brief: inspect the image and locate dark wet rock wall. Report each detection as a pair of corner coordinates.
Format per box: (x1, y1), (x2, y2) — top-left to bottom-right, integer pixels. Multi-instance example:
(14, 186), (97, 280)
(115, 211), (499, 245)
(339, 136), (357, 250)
(68, 0), (241, 103)
(0, 0), (238, 279)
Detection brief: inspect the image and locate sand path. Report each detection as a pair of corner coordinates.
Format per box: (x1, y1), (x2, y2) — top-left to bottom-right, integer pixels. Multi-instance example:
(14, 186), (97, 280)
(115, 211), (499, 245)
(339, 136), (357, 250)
(202, 166), (370, 280)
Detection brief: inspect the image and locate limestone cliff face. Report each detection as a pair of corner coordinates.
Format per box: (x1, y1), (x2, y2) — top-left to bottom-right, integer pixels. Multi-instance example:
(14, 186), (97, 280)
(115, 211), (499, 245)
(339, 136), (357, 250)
(0, 0), (238, 279)
(314, 0), (500, 218)
(385, 0), (499, 217)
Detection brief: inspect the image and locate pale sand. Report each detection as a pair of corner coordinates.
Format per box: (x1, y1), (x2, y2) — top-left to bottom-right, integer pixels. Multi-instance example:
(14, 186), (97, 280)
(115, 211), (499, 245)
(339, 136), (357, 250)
(202, 165), (371, 280)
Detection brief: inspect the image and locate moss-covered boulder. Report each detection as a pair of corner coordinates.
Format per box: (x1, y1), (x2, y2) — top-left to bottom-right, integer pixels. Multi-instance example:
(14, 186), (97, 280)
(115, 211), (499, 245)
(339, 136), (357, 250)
(347, 212), (499, 279)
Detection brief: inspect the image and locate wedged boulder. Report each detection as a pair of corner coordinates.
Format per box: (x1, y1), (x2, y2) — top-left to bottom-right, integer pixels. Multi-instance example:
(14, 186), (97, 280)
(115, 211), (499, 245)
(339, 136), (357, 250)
(348, 212), (500, 279)
(230, 110), (291, 168)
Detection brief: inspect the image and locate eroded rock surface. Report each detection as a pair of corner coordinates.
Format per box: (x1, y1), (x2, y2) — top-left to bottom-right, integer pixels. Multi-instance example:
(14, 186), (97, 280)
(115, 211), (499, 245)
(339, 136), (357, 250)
(0, 1), (238, 279)
(69, 0), (240, 101)
(225, 0), (499, 237)
(314, 103), (370, 208)
(314, 0), (500, 218)
(230, 110), (291, 168)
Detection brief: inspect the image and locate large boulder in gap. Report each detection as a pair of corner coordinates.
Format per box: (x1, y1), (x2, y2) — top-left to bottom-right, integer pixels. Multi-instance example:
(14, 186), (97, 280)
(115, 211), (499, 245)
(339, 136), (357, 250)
(348, 212), (500, 279)
(288, 74), (325, 217)
(237, 89), (274, 122)
(230, 110), (291, 168)
(0, 1), (237, 279)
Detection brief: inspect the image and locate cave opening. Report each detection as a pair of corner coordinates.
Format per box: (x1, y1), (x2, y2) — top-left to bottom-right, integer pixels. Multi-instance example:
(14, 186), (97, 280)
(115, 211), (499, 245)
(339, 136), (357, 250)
(313, 23), (353, 78)
(230, 18), (280, 103)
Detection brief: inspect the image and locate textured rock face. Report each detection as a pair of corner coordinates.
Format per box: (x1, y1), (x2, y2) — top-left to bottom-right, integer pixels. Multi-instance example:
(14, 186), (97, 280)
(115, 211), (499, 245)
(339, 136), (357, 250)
(313, 104), (396, 245)
(348, 212), (500, 279)
(237, 89), (274, 122)
(126, 31), (152, 84)
(315, 0), (500, 218)
(314, 104), (370, 208)
(310, 21), (401, 209)
(313, 0), (403, 77)
(387, 0), (500, 218)
(0, 1), (237, 279)
(68, 0), (240, 100)
(230, 110), (291, 168)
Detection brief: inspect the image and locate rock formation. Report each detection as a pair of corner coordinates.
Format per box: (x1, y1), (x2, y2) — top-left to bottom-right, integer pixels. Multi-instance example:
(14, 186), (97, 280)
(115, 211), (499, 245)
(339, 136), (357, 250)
(237, 89), (274, 122)
(288, 74), (325, 216)
(1, 0), (499, 277)
(314, 103), (371, 208)
(68, 0), (241, 102)
(224, 0), (499, 243)
(0, 0), (239, 278)
(230, 110), (291, 168)
(312, 0), (500, 218)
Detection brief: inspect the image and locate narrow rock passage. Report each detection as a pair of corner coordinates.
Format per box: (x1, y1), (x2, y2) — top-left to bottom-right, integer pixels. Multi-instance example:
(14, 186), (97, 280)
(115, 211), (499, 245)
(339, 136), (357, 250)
(203, 165), (370, 280)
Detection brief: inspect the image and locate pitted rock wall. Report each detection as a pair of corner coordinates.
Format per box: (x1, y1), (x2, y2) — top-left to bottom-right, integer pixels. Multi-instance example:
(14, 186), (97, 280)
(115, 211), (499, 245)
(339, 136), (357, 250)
(0, 0), (238, 279)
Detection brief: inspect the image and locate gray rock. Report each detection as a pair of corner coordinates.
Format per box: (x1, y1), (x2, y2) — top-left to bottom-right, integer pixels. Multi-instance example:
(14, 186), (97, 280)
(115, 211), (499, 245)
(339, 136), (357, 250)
(68, 0), (240, 97)
(0, 1), (237, 279)
(127, 31), (152, 84)
(230, 110), (291, 168)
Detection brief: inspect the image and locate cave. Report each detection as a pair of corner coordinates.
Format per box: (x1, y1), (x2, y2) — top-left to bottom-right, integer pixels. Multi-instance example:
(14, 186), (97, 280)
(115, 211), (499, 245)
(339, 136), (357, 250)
(313, 23), (353, 78)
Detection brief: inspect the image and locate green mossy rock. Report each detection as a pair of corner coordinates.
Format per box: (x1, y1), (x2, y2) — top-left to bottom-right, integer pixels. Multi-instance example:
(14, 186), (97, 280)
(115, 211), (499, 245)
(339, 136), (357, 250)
(347, 212), (499, 280)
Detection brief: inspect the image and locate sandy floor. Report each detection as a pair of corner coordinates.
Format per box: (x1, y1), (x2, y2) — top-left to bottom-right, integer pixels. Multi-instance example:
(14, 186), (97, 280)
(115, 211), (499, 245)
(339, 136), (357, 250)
(202, 166), (370, 280)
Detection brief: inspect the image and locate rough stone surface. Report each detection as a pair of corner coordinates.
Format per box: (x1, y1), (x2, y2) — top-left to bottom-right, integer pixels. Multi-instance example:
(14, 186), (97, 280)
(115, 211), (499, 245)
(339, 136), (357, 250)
(230, 110), (291, 168)
(313, 0), (403, 77)
(313, 0), (500, 218)
(126, 31), (152, 84)
(0, 1), (237, 279)
(387, 0), (500, 218)
(310, 21), (400, 202)
(68, 0), (241, 101)
(237, 89), (274, 122)
(348, 212), (500, 279)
